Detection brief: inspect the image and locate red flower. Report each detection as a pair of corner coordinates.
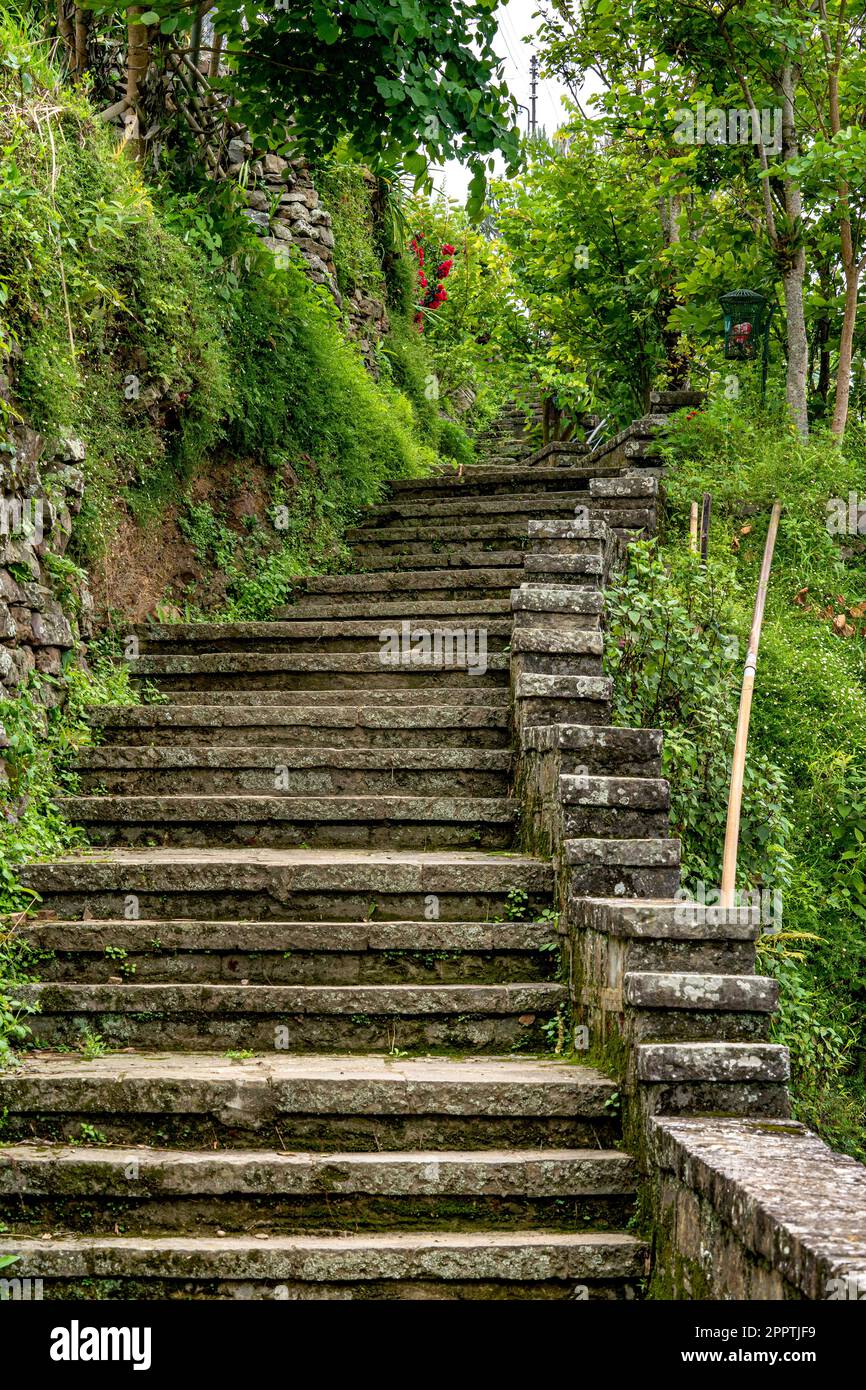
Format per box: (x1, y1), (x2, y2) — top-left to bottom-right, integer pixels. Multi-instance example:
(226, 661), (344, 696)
(442, 243), (455, 254)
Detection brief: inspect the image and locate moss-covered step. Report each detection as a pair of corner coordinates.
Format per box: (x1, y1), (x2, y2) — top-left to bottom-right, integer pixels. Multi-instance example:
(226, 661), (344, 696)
(19, 979), (565, 1052)
(299, 567), (524, 600)
(131, 618), (513, 654)
(127, 650), (510, 691)
(278, 597), (512, 620)
(0, 1144), (637, 1236)
(85, 702), (510, 748)
(0, 1230), (648, 1300)
(17, 915), (559, 985)
(20, 846), (554, 923)
(636, 1041), (791, 1118)
(0, 1053), (620, 1149)
(54, 792), (518, 850)
(387, 465), (619, 499)
(565, 837), (681, 898)
(72, 746), (514, 798)
(363, 492), (596, 523)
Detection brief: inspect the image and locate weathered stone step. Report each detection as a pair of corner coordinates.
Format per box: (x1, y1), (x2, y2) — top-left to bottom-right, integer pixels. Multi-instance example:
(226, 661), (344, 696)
(525, 442), (594, 468)
(73, 746), (514, 797)
(0, 1145), (636, 1223)
(559, 774), (670, 839)
(87, 703), (510, 748)
(56, 793), (518, 850)
(523, 725), (663, 778)
(21, 847), (554, 924)
(590, 475), (657, 500)
(571, 898), (760, 974)
(636, 1042), (791, 1118)
(0, 1230), (648, 1299)
(354, 547), (528, 572)
(348, 521), (605, 548)
(511, 628), (605, 681)
(129, 651), (509, 690)
(512, 629), (604, 658)
(300, 568), (523, 600)
(19, 917), (557, 985)
(587, 477), (657, 534)
(0, 1143), (634, 1198)
(127, 687), (510, 708)
(625, 972), (777, 1012)
(515, 673), (613, 729)
(560, 775), (669, 806)
(388, 466), (618, 499)
(623, 972), (777, 1043)
(0, 1053), (613, 1150)
(592, 508), (655, 534)
(511, 584), (605, 629)
(523, 555), (605, 582)
(279, 598), (512, 620)
(0, 1144), (637, 1236)
(366, 493), (594, 523)
(565, 838), (681, 898)
(132, 620), (513, 654)
(20, 980), (566, 1051)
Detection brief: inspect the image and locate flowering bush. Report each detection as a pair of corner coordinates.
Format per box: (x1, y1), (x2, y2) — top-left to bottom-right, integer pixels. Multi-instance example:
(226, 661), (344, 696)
(410, 235), (456, 328)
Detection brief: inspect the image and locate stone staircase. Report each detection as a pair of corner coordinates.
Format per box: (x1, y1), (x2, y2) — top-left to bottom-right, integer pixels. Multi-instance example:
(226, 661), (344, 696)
(0, 443), (663, 1300)
(1, 396), (797, 1298)
(476, 401), (544, 465)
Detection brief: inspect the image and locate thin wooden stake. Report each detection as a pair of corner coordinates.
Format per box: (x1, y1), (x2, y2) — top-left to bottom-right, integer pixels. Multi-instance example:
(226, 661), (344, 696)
(720, 501), (783, 909)
(699, 491), (712, 564)
(689, 501), (699, 553)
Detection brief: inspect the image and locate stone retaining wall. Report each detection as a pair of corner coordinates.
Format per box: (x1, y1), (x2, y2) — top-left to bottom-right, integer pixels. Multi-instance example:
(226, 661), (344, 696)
(0, 415), (93, 713)
(227, 137), (389, 366)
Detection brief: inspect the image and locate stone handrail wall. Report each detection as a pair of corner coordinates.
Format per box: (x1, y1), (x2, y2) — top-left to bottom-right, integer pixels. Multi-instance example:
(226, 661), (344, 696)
(511, 452), (866, 1301)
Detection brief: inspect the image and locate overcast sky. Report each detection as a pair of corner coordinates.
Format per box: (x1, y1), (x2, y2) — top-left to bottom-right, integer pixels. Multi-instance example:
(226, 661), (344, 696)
(434, 0), (573, 202)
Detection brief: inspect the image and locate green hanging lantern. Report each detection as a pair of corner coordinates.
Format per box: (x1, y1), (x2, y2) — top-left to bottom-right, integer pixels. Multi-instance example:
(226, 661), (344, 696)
(719, 288), (771, 361)
(719, 288), (773, 401)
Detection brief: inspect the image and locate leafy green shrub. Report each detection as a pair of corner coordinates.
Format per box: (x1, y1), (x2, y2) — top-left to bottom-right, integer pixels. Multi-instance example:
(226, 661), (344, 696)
(314, 157), (386, 299)
(379, 316), (440, 443)
(437, 417), (476, 470)
(605, 538), (792, 890)
(229, 258), (433, 487)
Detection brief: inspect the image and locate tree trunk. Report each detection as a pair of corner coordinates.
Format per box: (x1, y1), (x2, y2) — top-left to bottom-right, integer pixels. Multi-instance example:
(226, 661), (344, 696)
(779, 65), (809, 438)
(208, 30), (224, 82)
(820, 0), (859, 437)
(831, 222), (860, 438)
(126, 9), (150, 108)
(73, 7), (90, 76)
(124, 8), (151, 157)
(782, 261), (809, 437)
(56, 2), (74, 65)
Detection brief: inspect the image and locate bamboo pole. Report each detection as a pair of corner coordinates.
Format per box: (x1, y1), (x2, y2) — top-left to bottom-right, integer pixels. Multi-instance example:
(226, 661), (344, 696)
(689, 501), (699, 552)
(699, 491), (712, 564)
(720, 501), (783, 909)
